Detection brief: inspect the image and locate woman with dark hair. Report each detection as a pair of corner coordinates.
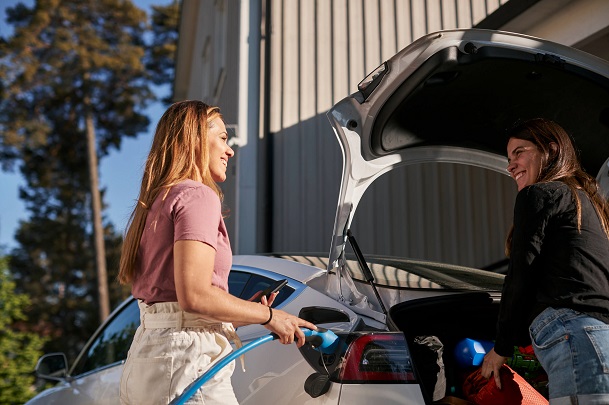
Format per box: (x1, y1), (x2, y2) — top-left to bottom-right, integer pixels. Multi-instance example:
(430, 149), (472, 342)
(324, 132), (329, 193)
(481, 118), (609, 403)
(117, 100), (315, 404)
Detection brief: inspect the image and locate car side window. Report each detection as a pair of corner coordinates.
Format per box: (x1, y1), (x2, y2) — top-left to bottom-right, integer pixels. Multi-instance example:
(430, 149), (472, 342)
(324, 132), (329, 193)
(228, 271), (294, 307)
(68, 271), (293, 377)
(71, 299), (140, 377)
(227, 270), (250, 298)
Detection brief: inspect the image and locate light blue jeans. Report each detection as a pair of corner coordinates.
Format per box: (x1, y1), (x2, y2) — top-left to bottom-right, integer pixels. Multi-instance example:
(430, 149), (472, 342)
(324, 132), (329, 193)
(529, 307), (609, 405)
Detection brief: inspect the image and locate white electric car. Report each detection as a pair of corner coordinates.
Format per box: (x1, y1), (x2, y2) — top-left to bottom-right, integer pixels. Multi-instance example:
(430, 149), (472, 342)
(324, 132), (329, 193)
(27, 29), (609, 404)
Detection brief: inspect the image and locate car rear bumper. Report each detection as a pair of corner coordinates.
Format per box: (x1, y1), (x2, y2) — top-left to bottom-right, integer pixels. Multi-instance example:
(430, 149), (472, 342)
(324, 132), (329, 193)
(338, 383), (426, 404)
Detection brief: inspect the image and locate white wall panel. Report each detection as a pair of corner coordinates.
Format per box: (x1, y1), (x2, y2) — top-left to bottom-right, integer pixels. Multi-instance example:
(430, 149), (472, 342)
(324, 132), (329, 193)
(411, 0), (429, 41)
(379, 0), (398, 60)
(331, 0), (350, 104)
(316, 1), (334, 112)
(471, 0), (489, 26)
(300, 1), (317, 120)
(282, 0), (300, 128)
(441, 0), (458, 30)
(265, 0), (511, 267)
(347, 0), (366, 91)
(216, 0), (241, 121)
(269, 0), (283, 133)
(300, 2), (320, 250)
(396, 0), (414, 49)
(427, 0), (444, 33)
(363, 0), (382, 73)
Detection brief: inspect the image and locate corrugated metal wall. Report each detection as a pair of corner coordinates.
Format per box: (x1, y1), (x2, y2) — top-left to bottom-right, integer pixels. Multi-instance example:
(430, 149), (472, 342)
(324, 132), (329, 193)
(266, 0), (516, 268)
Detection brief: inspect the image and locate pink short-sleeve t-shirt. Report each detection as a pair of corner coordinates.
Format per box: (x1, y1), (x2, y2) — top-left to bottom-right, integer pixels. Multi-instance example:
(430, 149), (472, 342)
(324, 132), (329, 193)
(132, 180), (232, 304)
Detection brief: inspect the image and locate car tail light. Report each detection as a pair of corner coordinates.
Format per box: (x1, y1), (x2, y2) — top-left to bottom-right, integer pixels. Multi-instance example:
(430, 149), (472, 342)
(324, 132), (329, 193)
(299, 331), (417, 387)
(336, 333), (416, 383)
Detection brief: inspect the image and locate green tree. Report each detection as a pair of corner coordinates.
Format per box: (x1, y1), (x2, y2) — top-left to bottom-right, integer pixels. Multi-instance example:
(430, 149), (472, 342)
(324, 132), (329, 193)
(147, 0), (180, 105)
(0, 0), (152, 361)
(0, 256), (47, 405)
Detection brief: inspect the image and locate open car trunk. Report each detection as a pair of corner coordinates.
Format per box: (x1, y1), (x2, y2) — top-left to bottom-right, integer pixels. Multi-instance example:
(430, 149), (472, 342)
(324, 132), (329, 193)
(326, 29), (609, 314)
(318, 29), (608, 403)
(389, 292), (543, 402)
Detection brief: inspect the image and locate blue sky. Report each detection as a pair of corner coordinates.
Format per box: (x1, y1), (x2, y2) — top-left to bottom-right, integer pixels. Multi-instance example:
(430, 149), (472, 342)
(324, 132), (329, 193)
(0, 0), (171, 252)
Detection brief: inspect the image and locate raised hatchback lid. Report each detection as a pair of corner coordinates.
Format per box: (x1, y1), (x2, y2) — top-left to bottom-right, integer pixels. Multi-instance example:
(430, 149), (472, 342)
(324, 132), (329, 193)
(325, 29), (609, 318)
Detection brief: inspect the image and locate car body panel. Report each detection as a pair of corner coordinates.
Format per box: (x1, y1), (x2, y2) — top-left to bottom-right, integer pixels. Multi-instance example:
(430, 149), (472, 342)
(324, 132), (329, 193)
(24, 258), (516, 405)
(233, 255), (326, 284)
(231, 267), (360, 404)
(25, 365), (123, 405)
(339, 384), (426, 404)
(26, 260), (361, 405)
(233, 343), (323, 404)
(24, 255), (507, 405)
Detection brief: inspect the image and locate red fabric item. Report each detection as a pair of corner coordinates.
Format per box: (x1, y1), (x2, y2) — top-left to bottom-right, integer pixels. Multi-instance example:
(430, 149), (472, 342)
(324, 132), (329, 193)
(519, 345), (536, 356)
(463, 365), (548, 405)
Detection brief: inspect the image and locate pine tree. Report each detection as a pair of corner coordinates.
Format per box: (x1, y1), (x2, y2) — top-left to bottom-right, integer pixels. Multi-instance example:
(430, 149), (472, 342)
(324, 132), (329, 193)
(0, 0), (152, 361)
(147, 0), (180, 104)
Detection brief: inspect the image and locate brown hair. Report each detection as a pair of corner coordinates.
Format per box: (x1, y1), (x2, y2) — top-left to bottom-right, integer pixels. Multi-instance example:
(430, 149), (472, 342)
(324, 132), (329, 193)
(505, 118), (609, 256)
(118, 100), (223, 284)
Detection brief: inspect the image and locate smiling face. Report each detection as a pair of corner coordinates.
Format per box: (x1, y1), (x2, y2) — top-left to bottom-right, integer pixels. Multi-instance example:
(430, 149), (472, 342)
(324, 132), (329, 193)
(207, 117), (234, 182)
(506, 138), (543, 191)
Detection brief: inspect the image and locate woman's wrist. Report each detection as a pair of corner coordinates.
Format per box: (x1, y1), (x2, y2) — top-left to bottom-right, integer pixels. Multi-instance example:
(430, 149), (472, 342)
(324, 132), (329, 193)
(261, 306), (273, 325)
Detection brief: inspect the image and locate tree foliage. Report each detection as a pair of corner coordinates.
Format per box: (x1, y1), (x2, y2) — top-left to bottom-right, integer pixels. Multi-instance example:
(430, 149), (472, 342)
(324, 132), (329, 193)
(147, 0), (180, 83)
(0, 256), (47, 404)
(0, 0), (153, 361)
(146, 0), (180, 103)
(0, 0), (153, 164)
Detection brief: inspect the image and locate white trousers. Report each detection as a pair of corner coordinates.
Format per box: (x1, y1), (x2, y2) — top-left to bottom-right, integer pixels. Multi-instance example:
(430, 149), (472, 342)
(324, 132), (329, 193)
(120, 301), (240, 405)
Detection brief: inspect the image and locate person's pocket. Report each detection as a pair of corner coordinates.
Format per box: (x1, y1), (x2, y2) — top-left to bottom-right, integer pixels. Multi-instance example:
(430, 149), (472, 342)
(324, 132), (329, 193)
(120, 356), (173, 405)
(584, 324), (609, 373)
(529, 309), (569, 351)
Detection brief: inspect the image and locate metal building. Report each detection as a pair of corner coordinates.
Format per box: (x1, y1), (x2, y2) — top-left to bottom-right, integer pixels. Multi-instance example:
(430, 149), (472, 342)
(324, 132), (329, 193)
(173, 0), (609, 270)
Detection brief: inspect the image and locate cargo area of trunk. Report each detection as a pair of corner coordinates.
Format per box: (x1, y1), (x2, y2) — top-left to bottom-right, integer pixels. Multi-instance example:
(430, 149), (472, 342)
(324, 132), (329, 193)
(389, 291), (545, 403)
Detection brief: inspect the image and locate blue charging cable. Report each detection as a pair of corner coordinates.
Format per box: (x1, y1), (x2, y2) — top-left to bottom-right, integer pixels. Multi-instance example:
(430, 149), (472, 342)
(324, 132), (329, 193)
(169, 327), (338, 405)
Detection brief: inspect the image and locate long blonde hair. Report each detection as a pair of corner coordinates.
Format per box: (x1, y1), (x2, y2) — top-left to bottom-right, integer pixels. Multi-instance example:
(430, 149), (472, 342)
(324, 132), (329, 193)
(505, 118), (609, 256)
(118, 100), (223, 284)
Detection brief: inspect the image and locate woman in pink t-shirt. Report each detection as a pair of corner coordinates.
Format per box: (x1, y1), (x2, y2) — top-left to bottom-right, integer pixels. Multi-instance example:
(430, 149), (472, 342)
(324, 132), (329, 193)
(117, 100), (316, 405)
